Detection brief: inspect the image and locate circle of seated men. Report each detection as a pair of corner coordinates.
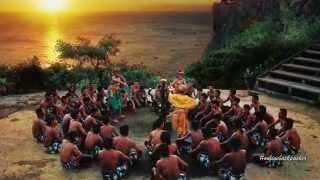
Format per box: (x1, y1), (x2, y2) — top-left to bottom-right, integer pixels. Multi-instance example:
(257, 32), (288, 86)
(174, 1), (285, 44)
(32, 82), (302, 180)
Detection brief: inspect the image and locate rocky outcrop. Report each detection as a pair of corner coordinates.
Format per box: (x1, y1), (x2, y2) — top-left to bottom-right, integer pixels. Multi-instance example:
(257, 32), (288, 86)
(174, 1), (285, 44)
(210, 0), (279, 48)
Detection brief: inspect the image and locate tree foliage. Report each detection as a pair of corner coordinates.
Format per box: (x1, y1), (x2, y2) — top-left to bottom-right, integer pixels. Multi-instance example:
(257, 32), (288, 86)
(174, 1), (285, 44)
(56, 35), (120, 69)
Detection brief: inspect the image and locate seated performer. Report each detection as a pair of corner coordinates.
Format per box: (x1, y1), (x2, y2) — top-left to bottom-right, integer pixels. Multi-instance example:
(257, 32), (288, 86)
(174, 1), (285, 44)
(192, 127), (223, 169)
(80, 97), (96, 119)
(62, 112), (72, 136)
(247, 112), (268, 148)
(99, 138), (130, 180)
(280, 118), (301, 155)
(83, 108), (100, 132)
(43, 115), (62, 154)
(222, 89), (238, 112)
(100, 116), (119, 139)
(87, 82), (97, 102)
(84, 125), (103, 157)
(60, 132), (92, 169)
(270, 108), (288, 133)
(250, 94), (260, 113)
(113, 125), (142, 165)
(152, 131), (178, 164)
(223, 97), (243, 128)
(213, 89), (223, 107)
(194, 93), (209, 121)
(253, 128), (284, 168)
(206, 119), (228, 142)
(176, 121), (203, 158)
(242, 104), (257, 130)
(200, 100), (223, 127)
(68, 110), (87, 147)
(153, 144), (188, 180)
(259, 105), (275, 125)
(222, 120), (249, 151)
(32, 108), (46, 143)
(66, 85), (79, 103)
(145, 119), (166, 154)
(212, 138), (247, 180)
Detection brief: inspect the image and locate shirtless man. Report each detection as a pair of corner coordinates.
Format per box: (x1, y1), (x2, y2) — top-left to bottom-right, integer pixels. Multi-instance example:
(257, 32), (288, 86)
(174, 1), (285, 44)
(207, 119), (228, 142)
(270, 108), (288, 133)
(207, 86), (215, 102)
(222, 120), (249, 151)
(250, 94), (260, 113)
(87, 82), (97, 101)
(176, 121), (203, 158)
(113, 125), (142, 165)
(200, 100), (223, 127)
(32, 108), (46, 143)
(145, 119), (166, 153)
(192, 127), (223, 169)
(247, 112), (268, 147)
(60, 132), (92, 169)
(280, 118), (301, 155)
(99, 138), (130, 179)
(68, 110), (87, 148)
(80, 97), (96, 119)
(100, 116), (119, 139)
(223, 89), (237, 111)
(242, 104), (257, 130)
(83, 108), (99, 132)
(259, 105), (275, 125)
(194, 93), (209, 122)
(59, 95), (71, 115)
(84, 125), (103, 157)
(152, 131), (178, 165)
(43, 115), (62, 154)
(154, 144), (188, 180)
(253, 128), (284, 168)
(213, 89), (223, 107)
(223, 97), (243, 128)
(62, 112), (73, 136)
(212, 138), (247, 180)
(66, 85), (79, 103)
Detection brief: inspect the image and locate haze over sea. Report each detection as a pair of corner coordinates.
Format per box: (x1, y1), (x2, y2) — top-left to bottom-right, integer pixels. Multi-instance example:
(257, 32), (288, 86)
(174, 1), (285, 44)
(0, 12), (212, 75)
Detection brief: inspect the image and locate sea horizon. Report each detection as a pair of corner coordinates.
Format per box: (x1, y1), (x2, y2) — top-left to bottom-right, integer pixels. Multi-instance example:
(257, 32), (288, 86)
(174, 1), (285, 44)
(0, 11), (212, 75)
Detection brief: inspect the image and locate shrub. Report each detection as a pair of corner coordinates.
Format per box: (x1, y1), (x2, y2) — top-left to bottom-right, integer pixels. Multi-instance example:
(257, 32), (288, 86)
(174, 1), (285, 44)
(8, 57), (47, 93)
(186, 8), (320, 89)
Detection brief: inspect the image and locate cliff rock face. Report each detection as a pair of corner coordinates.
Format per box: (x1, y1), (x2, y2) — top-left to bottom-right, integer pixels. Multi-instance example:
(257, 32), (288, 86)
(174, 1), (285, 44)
(210, 0), (318, 48)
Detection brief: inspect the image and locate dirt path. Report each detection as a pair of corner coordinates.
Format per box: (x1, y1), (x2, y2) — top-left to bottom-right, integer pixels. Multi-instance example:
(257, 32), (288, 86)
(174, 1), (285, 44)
(0, 91), (319, 180)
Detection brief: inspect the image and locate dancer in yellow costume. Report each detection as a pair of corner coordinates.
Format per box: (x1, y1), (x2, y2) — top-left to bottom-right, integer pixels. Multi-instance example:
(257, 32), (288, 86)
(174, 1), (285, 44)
(169, 84), (198, 137)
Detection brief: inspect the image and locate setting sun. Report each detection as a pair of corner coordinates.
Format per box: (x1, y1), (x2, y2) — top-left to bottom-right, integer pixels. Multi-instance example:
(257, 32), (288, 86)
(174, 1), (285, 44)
(41, 0), (65, 12)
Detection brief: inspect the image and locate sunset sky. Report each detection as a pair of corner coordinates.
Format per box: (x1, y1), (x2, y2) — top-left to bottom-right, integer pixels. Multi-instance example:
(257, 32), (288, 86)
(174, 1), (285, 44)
(0, 0), (214, 13)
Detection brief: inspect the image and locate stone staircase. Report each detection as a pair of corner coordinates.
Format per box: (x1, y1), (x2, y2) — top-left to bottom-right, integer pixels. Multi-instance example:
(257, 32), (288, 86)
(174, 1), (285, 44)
(256, 43), (320, 103)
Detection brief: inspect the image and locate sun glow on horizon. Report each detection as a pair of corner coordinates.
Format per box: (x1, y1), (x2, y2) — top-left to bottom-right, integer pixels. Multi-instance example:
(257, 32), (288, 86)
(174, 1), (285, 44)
(41, 0), (66, 13)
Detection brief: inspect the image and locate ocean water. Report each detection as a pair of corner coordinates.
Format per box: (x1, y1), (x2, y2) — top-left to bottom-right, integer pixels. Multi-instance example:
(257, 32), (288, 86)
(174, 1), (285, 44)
(0, 12), (212, 75)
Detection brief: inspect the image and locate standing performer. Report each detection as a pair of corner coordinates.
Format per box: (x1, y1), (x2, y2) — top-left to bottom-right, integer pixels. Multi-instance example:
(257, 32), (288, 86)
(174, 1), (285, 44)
(169, 84), (198, 137)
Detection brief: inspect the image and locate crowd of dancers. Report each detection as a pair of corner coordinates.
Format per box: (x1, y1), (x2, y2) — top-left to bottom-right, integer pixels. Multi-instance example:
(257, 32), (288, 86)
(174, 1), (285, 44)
(32, 70), (302, 180)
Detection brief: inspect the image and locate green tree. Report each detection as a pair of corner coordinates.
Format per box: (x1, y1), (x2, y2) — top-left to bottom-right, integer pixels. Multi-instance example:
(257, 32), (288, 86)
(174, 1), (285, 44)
(55, 34), (120, 70)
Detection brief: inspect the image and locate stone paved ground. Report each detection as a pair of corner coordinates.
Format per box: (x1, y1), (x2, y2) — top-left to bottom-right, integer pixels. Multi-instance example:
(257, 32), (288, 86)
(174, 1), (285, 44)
(0, 91), (319, 180)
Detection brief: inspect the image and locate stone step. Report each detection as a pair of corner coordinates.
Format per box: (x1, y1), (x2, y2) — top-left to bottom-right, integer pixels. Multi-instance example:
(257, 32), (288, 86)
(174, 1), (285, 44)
(303, 49), (320, 59)
(311, 44), (320, 51)
(281, 63), (320, 76)
(293, 57), (320, 67)
(257, 77), (320, 102)
(270, 70), (320, 87)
